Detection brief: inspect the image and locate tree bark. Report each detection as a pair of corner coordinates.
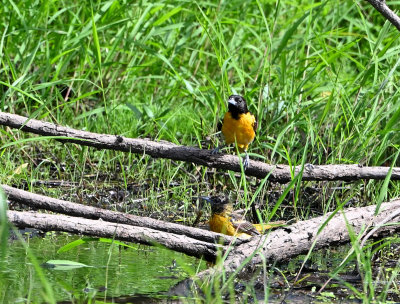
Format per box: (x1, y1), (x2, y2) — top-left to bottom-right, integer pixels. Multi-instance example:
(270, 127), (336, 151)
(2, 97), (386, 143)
(1, 112), (400, 183)
(6, 210), (220, 261)
(200, 199), (400, 278)
(1, 184), (238, 246)
(366, 0), (400, 32)
(4, 190), (400, 267)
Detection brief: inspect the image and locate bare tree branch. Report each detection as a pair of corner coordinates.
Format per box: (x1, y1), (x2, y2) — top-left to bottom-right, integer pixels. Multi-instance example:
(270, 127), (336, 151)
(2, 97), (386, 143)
(2, 184), (237, 245)
(7, 210), (220, 261)
(1, 112), (400, 183)
(366, 0), (400, 31)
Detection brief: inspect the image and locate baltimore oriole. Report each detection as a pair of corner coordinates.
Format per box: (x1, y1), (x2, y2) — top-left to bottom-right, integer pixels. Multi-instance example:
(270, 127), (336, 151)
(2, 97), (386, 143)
(200, 196), (271, 238)
(213, 95), (257, 169)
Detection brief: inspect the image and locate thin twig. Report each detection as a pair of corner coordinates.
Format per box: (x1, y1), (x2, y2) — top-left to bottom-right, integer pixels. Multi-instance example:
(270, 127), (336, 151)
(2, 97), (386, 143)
(366, 0), (400, 32)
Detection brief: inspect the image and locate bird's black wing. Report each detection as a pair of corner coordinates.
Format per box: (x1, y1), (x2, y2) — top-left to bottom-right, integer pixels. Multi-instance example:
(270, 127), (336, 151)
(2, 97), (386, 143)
(217, 119), (223, 132)
(231, 218), (260, 236)
(253, 116), (258, 134)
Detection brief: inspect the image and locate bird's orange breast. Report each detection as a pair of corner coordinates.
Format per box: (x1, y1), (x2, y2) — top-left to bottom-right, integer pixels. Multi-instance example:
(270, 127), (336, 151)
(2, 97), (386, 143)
(209, 214), (236, 236)
(221, 112), (256, 152)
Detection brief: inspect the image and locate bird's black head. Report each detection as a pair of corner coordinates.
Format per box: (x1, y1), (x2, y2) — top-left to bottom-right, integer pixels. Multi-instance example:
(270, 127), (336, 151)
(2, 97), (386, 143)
(200, 196), (232, 214)
(227, 95), (248, 118)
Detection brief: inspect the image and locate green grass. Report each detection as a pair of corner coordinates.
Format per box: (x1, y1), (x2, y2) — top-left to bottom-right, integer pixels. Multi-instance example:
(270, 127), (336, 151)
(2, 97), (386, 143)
(1, 0), (400, 302)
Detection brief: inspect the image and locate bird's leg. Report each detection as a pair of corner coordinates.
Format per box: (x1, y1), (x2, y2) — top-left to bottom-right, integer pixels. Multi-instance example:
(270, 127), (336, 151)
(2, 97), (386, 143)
(211, 147), (219, 155)
(243, 150), (250, 170)
(212, 144), (224, 155)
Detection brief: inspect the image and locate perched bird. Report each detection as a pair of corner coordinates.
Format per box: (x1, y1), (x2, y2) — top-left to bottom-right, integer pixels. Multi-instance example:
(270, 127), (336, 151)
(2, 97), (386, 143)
(200, 196), (261, 238)
(213, 95), (257, 169)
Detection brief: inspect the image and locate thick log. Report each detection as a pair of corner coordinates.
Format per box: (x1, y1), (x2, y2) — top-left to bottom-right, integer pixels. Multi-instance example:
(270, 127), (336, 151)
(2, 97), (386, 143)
(4, 187), (400, 268)
(6, 210), (220, 261)
(199, 200), (400, 278)
(1, 185), (237, 245)
(1, 112), (400, 182)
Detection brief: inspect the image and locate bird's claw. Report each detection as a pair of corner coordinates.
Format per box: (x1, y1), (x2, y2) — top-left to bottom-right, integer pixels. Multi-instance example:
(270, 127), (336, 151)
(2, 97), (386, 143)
(305, 163), (314, 172)
(242, 153), (250, 170)
(211, 147), (220, 155)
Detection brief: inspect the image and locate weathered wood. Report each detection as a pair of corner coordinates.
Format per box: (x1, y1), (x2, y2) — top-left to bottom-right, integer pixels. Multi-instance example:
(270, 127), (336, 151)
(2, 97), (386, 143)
(4, 184), (400, 269)
(199, 200), (400, 278)
(1, 185), (238, 245)
(1, 112), (400, 182)
(7, 210), (220, 261)
(366, 0), (400, 32)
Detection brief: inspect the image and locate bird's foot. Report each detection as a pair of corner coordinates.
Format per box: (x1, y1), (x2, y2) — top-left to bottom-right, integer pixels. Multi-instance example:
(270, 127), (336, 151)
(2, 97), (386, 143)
(242, 153), (250, 170)
(305, 163), (314, 172)
(211, 147), (220, 155)
(212, 145), (225, 155)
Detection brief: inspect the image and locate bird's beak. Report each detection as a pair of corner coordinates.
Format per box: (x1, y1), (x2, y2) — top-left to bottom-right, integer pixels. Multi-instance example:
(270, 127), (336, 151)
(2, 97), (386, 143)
(198, 196), (212, 208)
(228, 98), (237, 106)
(199, 196), (211, 203)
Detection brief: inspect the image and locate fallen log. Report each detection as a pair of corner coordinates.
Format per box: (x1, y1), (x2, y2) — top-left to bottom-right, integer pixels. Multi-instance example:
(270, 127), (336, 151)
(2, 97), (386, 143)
(199, 200), (400, 279)
(6, 210), (220, 261)
(1, 112), (400, 182)
(4, 185), (400, 269)
(1, 184), (237, 246)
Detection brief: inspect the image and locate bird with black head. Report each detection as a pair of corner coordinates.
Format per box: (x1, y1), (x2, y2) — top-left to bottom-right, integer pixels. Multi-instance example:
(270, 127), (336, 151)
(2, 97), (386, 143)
(213, 95), (257, 169)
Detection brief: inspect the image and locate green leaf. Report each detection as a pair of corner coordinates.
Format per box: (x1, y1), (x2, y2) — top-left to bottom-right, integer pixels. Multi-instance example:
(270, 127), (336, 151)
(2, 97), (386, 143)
(50, 48), (79, 64)
(267, 168), (302, 222)
(0, 136), (93, 150)
(42, 260), (92, 270)
(92, 11), (101, 67)
(57, 237), (136, 253)
(143, 105), (154, 118)
(382, 106), (400, 135)
(273, 10), (311, 63)
(126, 102), (143, 118)
(183, 79), (194, 94)
(0, 80), (43, 104)
(153, 6), (182, 26)
(75, 106), (105, 119)
(319, 89), (335, 126)
(57, 238), (92, 253)
(0, 188), (8, 268)
(375, 148), (400, 215)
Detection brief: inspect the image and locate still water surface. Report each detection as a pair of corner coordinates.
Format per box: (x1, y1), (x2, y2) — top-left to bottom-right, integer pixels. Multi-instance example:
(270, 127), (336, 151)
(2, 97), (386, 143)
(0, 233), (206, 303)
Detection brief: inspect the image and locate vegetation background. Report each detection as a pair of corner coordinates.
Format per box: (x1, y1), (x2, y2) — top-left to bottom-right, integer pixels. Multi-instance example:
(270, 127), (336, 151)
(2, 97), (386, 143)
(1, 0), (400, 302)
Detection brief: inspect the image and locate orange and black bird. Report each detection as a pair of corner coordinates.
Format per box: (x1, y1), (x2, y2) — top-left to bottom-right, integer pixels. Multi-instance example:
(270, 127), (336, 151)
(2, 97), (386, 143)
(213, 95), (257, 169)
(200, 196), (260, 238)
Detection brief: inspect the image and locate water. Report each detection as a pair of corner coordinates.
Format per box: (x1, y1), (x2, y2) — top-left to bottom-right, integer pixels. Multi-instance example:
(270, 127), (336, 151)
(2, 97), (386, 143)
(1, 232), (399, 303)
(0, 233), (206, 303)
